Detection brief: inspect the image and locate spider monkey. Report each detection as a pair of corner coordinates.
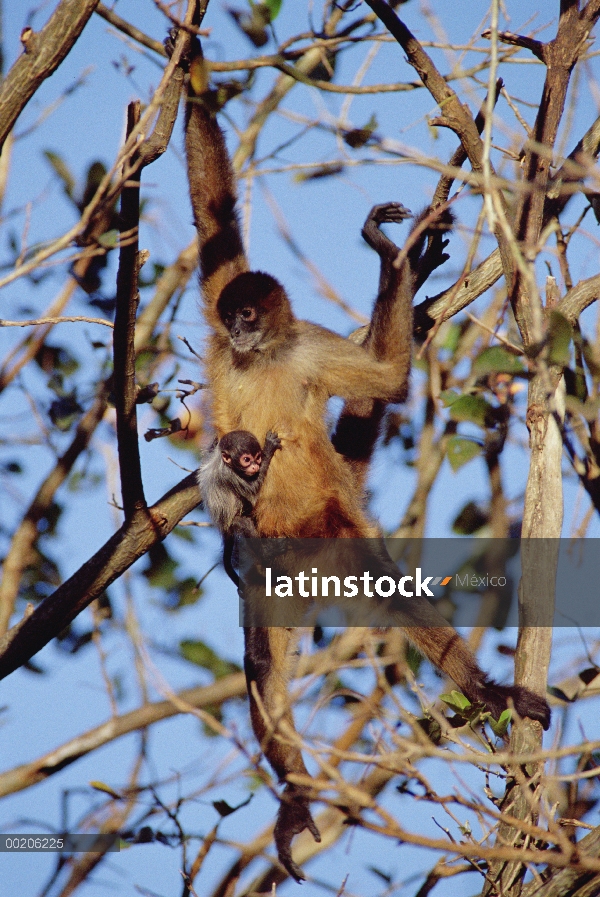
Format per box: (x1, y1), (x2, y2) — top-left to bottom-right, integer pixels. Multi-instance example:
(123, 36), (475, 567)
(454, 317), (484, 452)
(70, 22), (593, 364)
(170, 26), (551, 881)
(198, 429), (281, 586)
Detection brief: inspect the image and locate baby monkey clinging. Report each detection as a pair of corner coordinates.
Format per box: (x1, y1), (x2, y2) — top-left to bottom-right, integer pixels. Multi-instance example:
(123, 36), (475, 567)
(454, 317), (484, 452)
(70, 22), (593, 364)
(197, 430), (281, 586)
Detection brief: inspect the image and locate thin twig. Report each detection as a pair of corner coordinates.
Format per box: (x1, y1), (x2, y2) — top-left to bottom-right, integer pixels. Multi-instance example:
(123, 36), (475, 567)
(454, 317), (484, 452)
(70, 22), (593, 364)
(0, 316), (113, 328)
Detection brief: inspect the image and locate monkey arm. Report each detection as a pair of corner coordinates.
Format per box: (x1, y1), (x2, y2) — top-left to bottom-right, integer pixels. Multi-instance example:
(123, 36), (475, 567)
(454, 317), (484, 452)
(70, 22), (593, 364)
(182, 39), (249, 322)
(361, 201), (412, 298)
(303, 325), (409, 404)
(332, 203), (447, 487)
(254, 431), (282, 489)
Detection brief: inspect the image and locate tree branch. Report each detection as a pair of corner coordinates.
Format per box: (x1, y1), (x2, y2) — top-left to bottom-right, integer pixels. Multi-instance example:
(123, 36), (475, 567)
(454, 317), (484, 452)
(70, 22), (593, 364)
(113, 102), (146, 518)
(0, 0), (100, 152)
(0, 474), (201, 680)
(481, 29), (545, 62)
(0, 387), (111, 637)
(95, 2), (167, 57)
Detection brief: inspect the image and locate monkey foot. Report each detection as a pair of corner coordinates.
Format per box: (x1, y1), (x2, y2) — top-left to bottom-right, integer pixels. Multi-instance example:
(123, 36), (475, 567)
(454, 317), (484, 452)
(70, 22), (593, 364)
(164, 26), (199, 70)
(478, 681), (551, 730)
(274, 784), (321, 882)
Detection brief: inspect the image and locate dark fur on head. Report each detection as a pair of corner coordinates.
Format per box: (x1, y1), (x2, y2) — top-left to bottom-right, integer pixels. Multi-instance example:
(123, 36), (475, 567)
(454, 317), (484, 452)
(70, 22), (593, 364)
(220, 430), (262, 474)
(217, 271), (295, 351)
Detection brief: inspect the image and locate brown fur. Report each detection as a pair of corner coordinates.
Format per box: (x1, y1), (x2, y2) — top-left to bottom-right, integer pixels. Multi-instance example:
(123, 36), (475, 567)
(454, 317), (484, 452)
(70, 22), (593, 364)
(175, 31), (551, 882)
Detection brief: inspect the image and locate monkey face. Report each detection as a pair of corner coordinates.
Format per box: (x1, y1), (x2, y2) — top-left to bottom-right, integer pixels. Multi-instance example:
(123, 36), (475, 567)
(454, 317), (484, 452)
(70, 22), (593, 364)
(222, 448), (261, 478)
(217, 271), (293, 353)
(236, 449), (262, 477)
(219, 430), (264, 479)
(220, 301), (263, 352)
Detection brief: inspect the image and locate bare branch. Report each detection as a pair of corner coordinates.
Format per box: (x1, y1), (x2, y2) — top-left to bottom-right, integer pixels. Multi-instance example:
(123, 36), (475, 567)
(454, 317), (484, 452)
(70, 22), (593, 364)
(558, 273), (600, 322)
(0, 387), (110, 637)
(0, 315), (113, 328)
(113, 102), (146, 518)
(0, 473), (201, 679)
(481, 28), (545, 62)
(0, 0), (100, 151)
(95, 2), (167, 56)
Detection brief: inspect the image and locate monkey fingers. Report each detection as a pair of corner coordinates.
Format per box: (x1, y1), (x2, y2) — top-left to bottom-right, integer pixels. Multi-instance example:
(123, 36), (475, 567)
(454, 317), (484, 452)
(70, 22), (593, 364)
(264, 430), (282, 454)
(368, 202), (413, 225)
(274, 432), (299, 446)
(274, 783), (321, 882)
(260, 537), (288, 563)
(163, 26), (200, 71)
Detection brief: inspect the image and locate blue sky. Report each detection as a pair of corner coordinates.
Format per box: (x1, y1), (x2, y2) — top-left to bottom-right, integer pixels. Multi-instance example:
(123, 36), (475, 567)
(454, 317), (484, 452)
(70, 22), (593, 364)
(2, 2), (600, 895)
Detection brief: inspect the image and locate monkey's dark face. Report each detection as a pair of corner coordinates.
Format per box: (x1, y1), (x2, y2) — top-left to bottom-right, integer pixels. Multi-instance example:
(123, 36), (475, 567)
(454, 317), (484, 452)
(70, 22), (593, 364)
(217, 271), (294, 353)
(219, 299), (263, 353)
(223, 448), (262, 478)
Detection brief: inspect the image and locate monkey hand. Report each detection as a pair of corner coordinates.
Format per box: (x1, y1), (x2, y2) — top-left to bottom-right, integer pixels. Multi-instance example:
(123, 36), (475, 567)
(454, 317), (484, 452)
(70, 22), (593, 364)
(274, 783), (321, 882)
(264, 430), (282, 453)
(261, 536), (288, 563)
(368, 202), (412, 226)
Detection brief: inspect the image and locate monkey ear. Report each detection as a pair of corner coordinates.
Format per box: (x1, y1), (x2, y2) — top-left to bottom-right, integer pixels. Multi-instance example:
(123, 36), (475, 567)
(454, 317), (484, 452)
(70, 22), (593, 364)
(221, 451), (232, 465)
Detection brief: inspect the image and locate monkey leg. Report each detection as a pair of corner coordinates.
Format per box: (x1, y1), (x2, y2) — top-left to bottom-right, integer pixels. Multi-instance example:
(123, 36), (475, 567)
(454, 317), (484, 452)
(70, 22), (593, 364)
(366, 543), (551, 729)
(244, 626), (320, 882)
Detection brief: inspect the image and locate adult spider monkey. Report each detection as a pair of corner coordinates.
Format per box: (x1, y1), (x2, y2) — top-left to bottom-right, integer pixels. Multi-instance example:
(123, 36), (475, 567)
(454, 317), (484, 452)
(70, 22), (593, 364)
(170, 25), (551, 881)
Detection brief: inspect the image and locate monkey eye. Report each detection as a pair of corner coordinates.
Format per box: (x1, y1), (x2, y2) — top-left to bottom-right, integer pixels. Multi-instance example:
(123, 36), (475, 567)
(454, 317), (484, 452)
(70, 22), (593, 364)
(240, 306), (256, 321)
(240, 454), (253, 466)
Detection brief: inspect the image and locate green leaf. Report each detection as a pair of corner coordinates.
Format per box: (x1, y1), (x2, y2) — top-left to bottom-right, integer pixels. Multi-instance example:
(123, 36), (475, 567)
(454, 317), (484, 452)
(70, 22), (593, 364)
(440, 322), (461, 354)
(35, 344), (79, 376)
(452, 501), (489, 535)
(49, 394), (82, 431)
(82, 161), (109, 208)
(3, 461), (22, 474)
(97, 229), (120, 249)
(448, 394), (492, 427)
(547, 310), (572, 366)
(179, 640), (241, 679)
(263, 0), (282, 20)
(44, 150), (75, 198)
(472, 346), (525, 376)
(142, 543), (177, 589)
(488, 709), (511, 737)
(439, 389), (460, 407)
(90, 781), (122, 799)
(565, 394), (600, 422)
(416, 716), (442, 744)
(229, 4), (270, 46)
(440, 690), (472, 712)
(446, 436), (481, 472)
(174, 577), (202, 608)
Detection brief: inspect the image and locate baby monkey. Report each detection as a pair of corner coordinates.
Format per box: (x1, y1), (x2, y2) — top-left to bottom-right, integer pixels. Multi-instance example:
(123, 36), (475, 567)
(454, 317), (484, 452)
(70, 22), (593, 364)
(198, 430), (281, 586)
